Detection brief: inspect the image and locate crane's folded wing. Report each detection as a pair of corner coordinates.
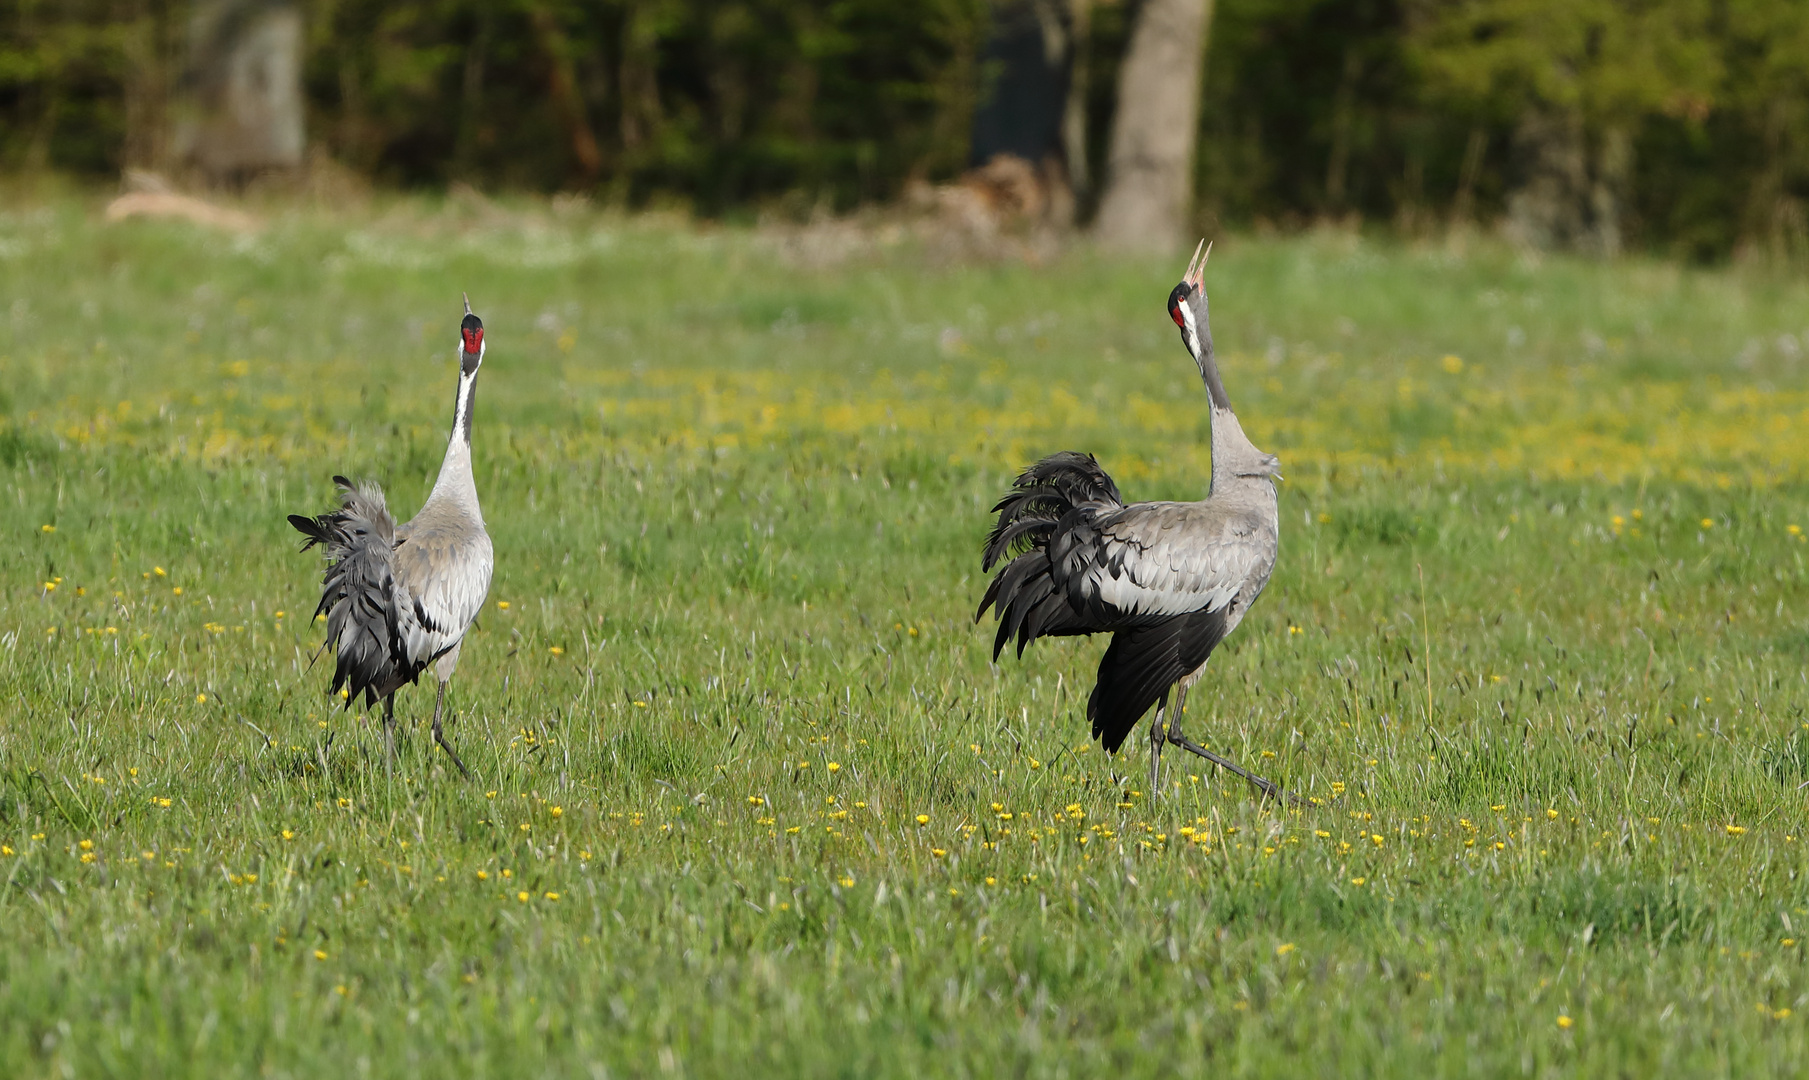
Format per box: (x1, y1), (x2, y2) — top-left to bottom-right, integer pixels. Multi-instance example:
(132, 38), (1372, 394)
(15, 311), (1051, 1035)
(393, 529), (494, 666)
(1069, 502), (1269, 623)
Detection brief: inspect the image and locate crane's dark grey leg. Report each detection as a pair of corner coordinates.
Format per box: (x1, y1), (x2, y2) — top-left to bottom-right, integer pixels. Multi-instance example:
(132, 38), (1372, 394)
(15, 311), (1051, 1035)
(1148, 693), (1169, 792)
(431, 679), (471, 778)
(381, 693), (398, 764)
(1170, 681), (1191, 744)
(1166, 721), (1298, 807)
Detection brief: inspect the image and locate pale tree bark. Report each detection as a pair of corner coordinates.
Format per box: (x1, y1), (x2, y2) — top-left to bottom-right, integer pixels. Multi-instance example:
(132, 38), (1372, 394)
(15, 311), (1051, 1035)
(175, 0), (304, 182)
(1093, 0), (1213, 253)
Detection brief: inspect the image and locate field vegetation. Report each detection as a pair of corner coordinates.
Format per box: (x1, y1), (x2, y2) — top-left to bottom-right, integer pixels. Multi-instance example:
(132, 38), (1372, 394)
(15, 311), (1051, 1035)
(1, 196), (1808, 1075)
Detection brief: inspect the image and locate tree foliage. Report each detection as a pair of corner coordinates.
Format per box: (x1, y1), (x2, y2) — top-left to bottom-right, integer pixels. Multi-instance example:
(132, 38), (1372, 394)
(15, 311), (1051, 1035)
(2, 0), (1809, 256)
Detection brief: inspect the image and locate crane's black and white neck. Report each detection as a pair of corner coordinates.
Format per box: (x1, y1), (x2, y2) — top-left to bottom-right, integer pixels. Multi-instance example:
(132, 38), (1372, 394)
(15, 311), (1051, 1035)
(427, 296), (486, 519)
(1167, 241), (1282, 498)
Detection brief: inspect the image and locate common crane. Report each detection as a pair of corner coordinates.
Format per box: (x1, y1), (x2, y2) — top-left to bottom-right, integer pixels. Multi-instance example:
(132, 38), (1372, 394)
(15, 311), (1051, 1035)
(977, 243), (1291, 801)
(289, 295), (494, 777)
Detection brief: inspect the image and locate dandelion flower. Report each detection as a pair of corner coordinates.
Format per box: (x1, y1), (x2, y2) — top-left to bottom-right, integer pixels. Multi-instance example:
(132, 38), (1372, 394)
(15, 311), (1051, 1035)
(79, 839), (93, 851)
(314, 950), (328, 961)
(549, 646), (564, 656)
(827, 762), (840, 772)
(1276, 943), (1296, 956)
(985, 876), (996, 886)
(1701, 518), (1714, 529)
(517, 891), (530, 903)
(281, 830), (295, 841)
(497, 601), (510, 610)
(1557, 1016), (1573, 1029)
(40, 524), (54, 533)
(544, 891), (560, 901)
(839, 876), (855, 887)
(1350, 877), (1366, 886)
(550, 806), (563, 818)
(477, 870), (488, 881)
(916, 814), (929, 825)
(1727, 824), (1747, 836)
(195, 693), (207, 704)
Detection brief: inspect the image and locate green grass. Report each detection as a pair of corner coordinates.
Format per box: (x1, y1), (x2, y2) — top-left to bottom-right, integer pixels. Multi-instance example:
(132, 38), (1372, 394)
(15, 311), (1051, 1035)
(2, 195), (1809, 1076)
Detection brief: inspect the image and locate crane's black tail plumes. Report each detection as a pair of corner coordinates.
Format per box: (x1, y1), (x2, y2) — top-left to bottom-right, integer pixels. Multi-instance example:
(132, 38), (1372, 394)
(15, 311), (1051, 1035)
(976, 452), (1123, 660)
(289, 476), (408, 708)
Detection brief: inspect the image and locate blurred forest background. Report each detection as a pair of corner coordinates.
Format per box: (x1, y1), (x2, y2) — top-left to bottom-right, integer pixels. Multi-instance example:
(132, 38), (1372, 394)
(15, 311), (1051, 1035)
(1, 0), (1806, 260)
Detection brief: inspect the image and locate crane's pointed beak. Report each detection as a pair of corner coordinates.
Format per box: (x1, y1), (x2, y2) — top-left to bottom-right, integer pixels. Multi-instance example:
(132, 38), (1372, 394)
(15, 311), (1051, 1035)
(463, 292), (473, 316)
(1182, 240), (1211, 290)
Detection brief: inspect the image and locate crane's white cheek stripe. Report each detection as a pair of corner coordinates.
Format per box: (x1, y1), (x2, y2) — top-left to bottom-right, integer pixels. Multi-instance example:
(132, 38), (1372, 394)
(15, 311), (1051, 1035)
(1178, 303), (1201, 362)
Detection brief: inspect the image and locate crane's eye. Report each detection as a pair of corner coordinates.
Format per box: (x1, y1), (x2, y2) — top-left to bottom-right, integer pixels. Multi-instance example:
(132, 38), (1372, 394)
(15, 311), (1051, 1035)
(1167, 283), (1190, 328)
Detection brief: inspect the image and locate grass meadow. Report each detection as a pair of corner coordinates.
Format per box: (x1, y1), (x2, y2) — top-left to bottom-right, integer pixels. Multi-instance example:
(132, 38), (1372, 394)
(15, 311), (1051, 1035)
(2, 195), (1809, 1076)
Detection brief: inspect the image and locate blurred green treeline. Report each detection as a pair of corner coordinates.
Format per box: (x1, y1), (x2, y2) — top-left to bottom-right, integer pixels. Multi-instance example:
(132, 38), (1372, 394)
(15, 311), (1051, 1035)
(2, 0), (1807, 259)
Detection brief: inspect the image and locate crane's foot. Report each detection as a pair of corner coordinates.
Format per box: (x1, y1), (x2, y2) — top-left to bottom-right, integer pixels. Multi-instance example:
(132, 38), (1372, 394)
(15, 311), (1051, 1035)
(1166, 730), (1303, 808)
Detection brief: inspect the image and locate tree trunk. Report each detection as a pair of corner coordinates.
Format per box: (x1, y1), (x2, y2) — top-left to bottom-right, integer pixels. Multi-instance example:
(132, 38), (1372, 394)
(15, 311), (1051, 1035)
(1092, 0), (1213, 253)
(1062, 0), (1091, 199)
(1505, 110), (1629, 256)
(175, 0), (305, 183)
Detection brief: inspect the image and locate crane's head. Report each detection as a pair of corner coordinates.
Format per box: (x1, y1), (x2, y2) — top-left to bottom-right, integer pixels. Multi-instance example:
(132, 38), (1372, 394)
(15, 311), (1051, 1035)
(1164, 240), (1208, 367)
(1166, 239), (1212, 368)
(460, 292), (484, 376)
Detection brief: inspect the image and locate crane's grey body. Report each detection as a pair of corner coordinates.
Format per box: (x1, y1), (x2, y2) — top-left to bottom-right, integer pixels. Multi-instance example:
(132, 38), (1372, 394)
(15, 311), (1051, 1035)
(290, 298), (492, 775)
(978, 244), (1291, 800)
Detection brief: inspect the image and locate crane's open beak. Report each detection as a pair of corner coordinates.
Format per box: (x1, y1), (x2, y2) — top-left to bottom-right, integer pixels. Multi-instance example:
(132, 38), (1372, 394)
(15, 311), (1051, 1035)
(1181, 239), (1211, 291)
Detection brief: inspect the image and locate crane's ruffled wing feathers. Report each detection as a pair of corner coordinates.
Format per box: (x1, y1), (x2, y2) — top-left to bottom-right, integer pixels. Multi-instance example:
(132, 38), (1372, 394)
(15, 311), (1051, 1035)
(981, 452), (1122, 571)
(289, 479), (412, 708)
(978, 452), (1128, 659)
(985, 549), (1095, 659)
(1088, 604), (1232, 752)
